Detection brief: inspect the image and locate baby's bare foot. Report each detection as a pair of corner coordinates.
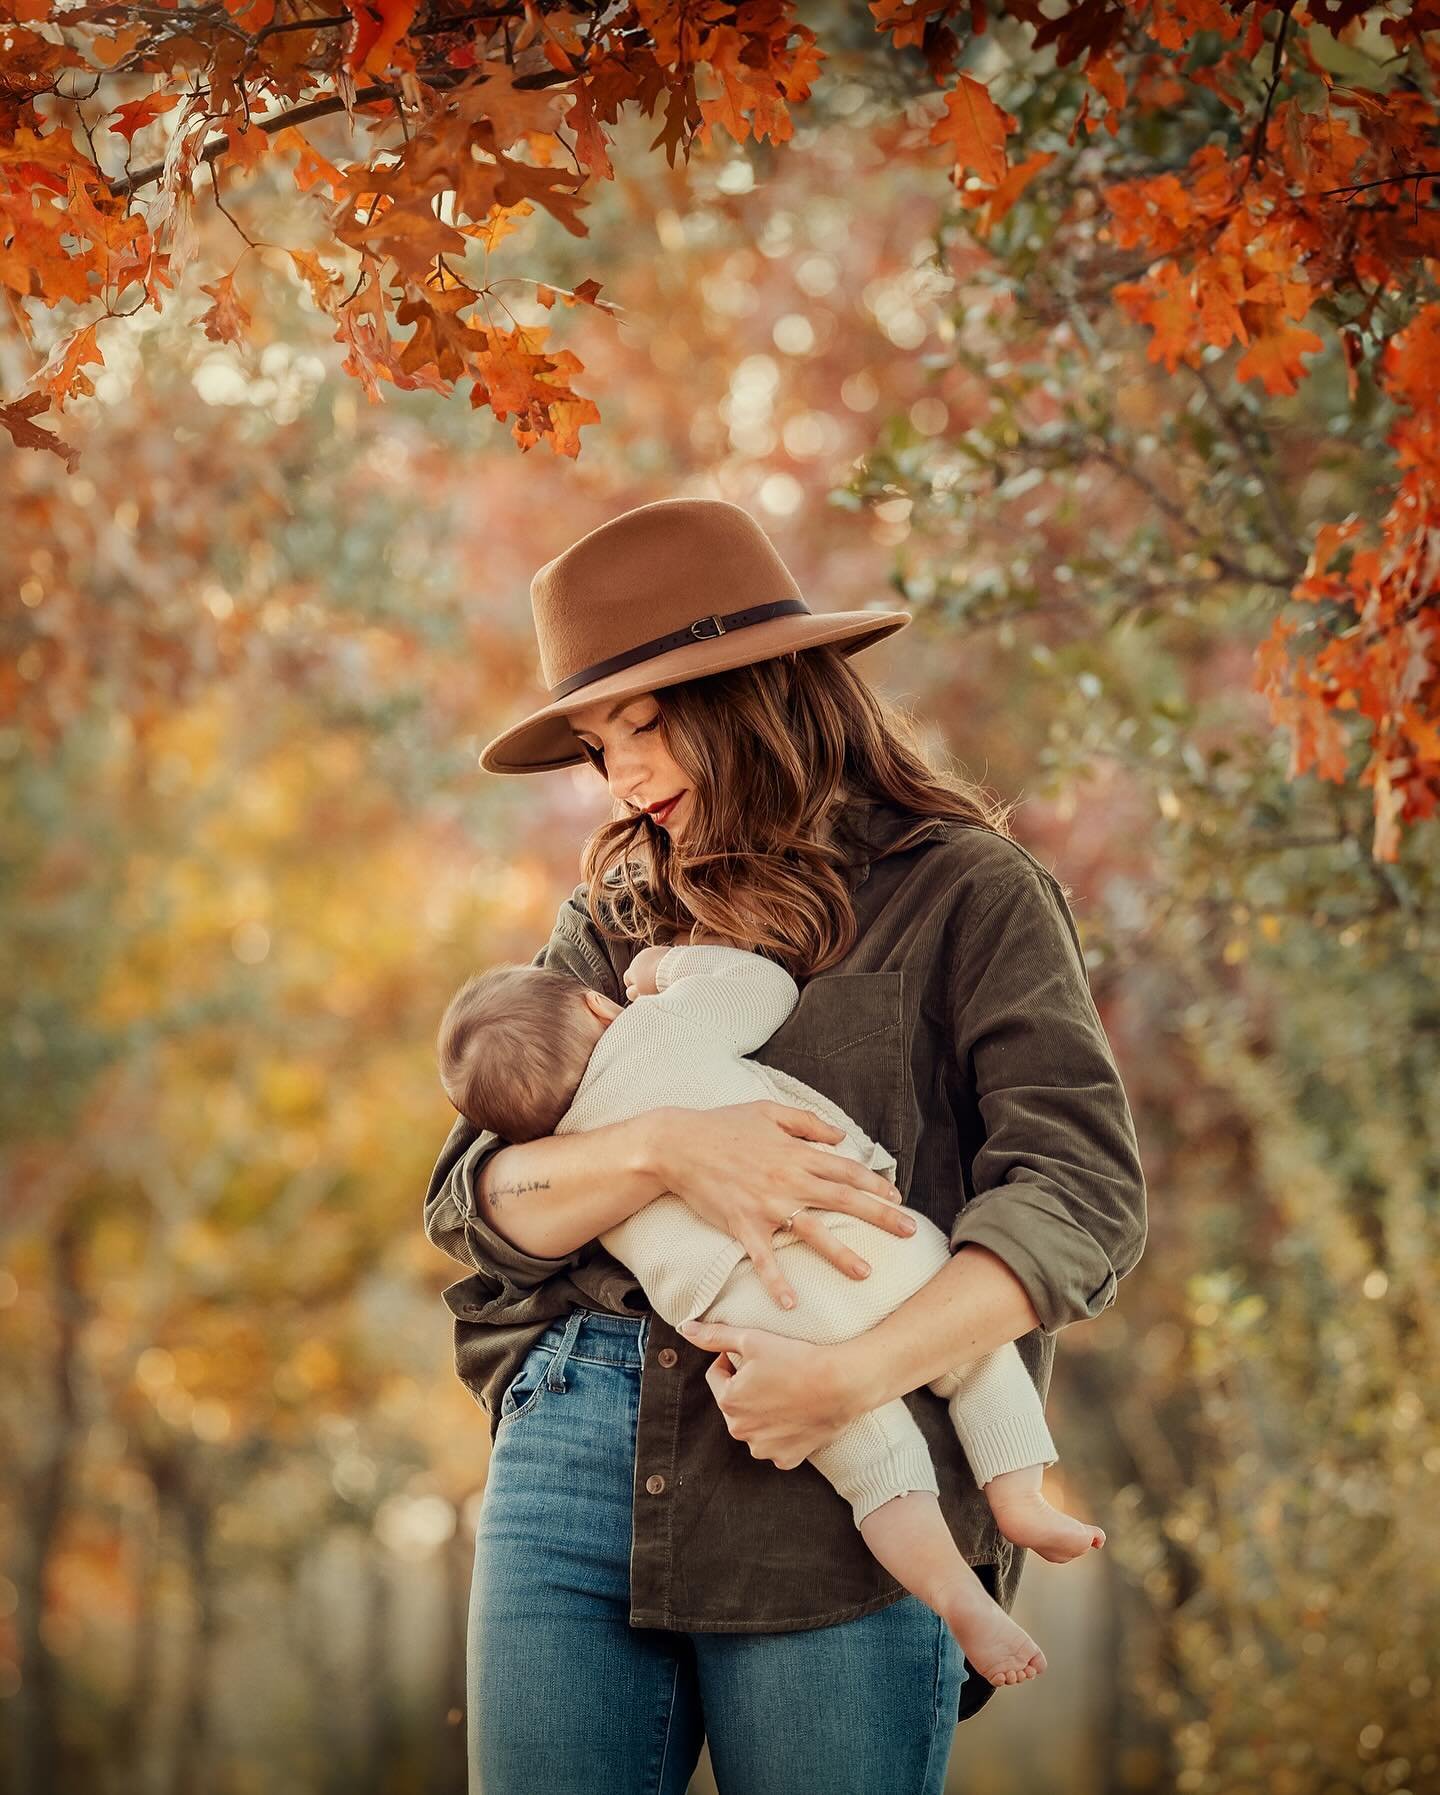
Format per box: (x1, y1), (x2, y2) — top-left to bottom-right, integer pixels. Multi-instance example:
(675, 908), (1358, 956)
(986, 1486), (1105, 1564)
(935, 1579), (1047, 1687)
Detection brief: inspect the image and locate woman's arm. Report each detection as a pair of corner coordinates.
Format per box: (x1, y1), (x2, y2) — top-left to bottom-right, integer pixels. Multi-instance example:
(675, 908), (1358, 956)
(838, 868), (1147, 1409)
(472, 1112), (676, 1262)
(474, 1099), (916, 1306)
(423, 882), (636, 1293)
(678, 1244), (1040, 1467)
(935, 861), (1148, 1333)
(832, 1244), (1041, 1412)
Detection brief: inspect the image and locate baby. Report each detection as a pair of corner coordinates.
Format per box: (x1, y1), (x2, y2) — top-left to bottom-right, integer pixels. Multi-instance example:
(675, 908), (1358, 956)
(437, 937), (1105, 1686)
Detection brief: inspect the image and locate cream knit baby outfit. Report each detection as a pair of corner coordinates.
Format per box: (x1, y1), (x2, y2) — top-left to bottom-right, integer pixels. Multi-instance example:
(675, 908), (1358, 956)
(553, 944), (1056, 1526)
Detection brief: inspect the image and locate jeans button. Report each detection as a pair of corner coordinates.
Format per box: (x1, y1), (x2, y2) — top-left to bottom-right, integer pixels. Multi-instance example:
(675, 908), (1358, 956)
(645, 1474), (666, 1495)
(657, 1347), (678, 1368)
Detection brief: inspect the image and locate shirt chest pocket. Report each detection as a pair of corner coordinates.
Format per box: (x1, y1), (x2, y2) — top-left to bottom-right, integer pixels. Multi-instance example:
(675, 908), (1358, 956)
(750, 971), (917, 1189)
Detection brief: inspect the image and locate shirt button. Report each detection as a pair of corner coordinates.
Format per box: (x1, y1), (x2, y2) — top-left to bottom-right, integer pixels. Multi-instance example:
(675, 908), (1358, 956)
(645, 1473), (666, 1495)
(657, 1347), (678, 1368)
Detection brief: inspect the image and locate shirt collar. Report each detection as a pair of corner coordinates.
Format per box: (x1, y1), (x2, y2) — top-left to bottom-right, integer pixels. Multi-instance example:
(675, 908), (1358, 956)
(837, 796), (950, 889)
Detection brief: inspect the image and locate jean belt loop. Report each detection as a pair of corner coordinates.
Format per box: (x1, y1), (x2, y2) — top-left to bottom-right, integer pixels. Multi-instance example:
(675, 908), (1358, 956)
(545, 1306), (587, 1392)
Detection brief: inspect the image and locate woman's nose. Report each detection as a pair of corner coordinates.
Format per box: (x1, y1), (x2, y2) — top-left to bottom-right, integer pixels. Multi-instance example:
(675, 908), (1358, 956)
(608, 752), (653, 807)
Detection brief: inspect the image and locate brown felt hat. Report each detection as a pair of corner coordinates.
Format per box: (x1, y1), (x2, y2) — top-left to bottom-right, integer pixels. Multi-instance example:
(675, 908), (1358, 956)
(478, 496), (913, 774)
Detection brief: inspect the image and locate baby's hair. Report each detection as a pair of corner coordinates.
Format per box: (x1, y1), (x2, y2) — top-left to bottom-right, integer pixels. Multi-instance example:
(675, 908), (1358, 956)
(436, 963), (597, 1144)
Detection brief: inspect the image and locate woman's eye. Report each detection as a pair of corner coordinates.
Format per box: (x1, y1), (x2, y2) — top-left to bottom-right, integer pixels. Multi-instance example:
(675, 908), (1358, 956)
(578, 716), (657, 759)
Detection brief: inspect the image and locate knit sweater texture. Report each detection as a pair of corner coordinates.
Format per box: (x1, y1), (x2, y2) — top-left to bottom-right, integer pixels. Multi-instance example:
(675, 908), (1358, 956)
(553, 944), (898, 1327)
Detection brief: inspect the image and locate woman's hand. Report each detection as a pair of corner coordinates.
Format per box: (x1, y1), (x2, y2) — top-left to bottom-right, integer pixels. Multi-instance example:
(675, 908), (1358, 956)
(652, 1100), (917, 1310)
(673, 1320), (873, 1467)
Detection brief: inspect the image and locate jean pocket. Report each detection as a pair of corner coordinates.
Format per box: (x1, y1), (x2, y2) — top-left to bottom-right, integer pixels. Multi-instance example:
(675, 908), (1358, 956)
(496, 1345), (551, 1430)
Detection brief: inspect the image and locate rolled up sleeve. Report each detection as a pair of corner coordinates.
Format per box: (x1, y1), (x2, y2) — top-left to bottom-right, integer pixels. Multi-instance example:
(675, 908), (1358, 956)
(421, 882), (624, 1303)
(947, 866), (1148, 1335)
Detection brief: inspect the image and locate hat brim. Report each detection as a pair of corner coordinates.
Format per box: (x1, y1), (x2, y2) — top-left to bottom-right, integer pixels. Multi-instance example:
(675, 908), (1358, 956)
(478, 608), (912, 774)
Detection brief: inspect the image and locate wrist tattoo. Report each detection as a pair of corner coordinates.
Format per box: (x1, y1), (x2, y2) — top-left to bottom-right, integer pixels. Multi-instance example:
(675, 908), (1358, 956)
(483, 1176), (551, 1212)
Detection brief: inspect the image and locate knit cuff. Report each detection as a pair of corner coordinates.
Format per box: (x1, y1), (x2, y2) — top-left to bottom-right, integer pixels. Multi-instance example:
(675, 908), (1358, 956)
(838, 1445), (940, 1529)
(954, 1409), (1058, 1488)
(653, 945), (684, 992)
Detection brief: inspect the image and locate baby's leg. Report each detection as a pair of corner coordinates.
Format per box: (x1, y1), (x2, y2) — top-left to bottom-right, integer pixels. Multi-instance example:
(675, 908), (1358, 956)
(702, 1260), (1046, 1687)
(703, 1208), (1104, 1566)
(929, 1346), (1104, 1563)
(983, 1464), (1105, 1562)
(859, 1491), (1046, 1688)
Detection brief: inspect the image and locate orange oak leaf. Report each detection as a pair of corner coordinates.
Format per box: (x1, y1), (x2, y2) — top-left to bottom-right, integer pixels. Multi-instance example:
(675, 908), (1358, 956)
(1145, 0), (1241, 49)
(220, 120), (272, 177)
(197, 269), (252, 346)
(958, 148), (1056, 232)
(464, 319), (600, 457)
(534, 277), (617, 314)
(930, 73), (1015, 187)
(1114, 262), (1199, 372)
(1235, 321), (1326, 395)
(34, 322), (105, 411)
(1086, 51), (1126, 136)
(287, 249), (345, 313)
(566, 84), (615, 182)
(343, 0), (419, 79)
(271, 127), (346, 197)
(106, 94), (183, 145)
(0, 390), (80, 468)
(86, 23), (147, 68)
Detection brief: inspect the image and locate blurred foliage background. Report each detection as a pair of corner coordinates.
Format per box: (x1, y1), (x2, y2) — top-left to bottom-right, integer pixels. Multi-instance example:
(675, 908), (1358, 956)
(3, 13), (1438, 1795)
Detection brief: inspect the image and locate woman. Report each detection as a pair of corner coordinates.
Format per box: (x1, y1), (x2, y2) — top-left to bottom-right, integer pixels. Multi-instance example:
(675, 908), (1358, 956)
(423, 497), (1148, 1795)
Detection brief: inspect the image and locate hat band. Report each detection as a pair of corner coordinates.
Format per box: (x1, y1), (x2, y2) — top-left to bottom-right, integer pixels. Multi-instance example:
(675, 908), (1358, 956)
(548, 598), (812, 702)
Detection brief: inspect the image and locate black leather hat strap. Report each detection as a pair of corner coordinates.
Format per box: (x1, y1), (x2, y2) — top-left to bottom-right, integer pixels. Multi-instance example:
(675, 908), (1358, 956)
(548, 598), (812, 701)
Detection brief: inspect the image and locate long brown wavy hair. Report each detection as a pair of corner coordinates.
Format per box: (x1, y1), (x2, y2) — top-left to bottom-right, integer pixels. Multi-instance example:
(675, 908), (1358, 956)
(575, 642), (1014, 978)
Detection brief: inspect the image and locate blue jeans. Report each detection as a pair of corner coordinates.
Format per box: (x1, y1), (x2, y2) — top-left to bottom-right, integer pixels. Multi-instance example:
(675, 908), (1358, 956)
(468, 1307), (968, 1795)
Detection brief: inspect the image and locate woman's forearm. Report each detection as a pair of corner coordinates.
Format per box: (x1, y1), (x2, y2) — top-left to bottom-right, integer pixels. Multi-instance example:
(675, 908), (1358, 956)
(476, 1109), (676, 1260)
(838, 1243), (1044, 1410)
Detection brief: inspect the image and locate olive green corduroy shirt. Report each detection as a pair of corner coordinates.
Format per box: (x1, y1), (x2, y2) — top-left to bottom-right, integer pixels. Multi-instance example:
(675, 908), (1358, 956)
(422, 799), (1147, 1725)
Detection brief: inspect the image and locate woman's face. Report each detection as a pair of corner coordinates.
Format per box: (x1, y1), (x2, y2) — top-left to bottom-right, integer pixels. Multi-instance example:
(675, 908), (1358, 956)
(564, 689), (691, 839)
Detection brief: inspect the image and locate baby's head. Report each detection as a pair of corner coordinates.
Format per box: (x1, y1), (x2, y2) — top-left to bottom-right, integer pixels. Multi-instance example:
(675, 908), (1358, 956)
(436, 964), (623, 1142)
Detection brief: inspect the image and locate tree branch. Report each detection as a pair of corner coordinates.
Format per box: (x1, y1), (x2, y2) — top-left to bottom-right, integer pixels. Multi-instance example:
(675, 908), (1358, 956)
(1232, 1), (1294, 199)
(1189, 360), (1307, 580)
(105, 61), (581, 199)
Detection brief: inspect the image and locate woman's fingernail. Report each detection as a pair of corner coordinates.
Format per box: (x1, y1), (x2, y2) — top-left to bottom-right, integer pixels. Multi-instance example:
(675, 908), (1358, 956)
(782, 1293), (795, 1309)
(902, 1216), (917, 1232)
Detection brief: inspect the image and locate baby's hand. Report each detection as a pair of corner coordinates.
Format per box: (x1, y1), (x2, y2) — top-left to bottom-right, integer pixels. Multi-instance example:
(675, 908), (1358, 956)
(624, 944), (673, 1001)
(624, 932), (749, 1000)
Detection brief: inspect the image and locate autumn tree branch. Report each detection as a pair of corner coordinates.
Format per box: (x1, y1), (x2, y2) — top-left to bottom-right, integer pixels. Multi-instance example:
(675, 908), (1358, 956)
(1189, 360), (1307, 581)
(1233, 1), (1295, 199)
(105, 61), (580, 199)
